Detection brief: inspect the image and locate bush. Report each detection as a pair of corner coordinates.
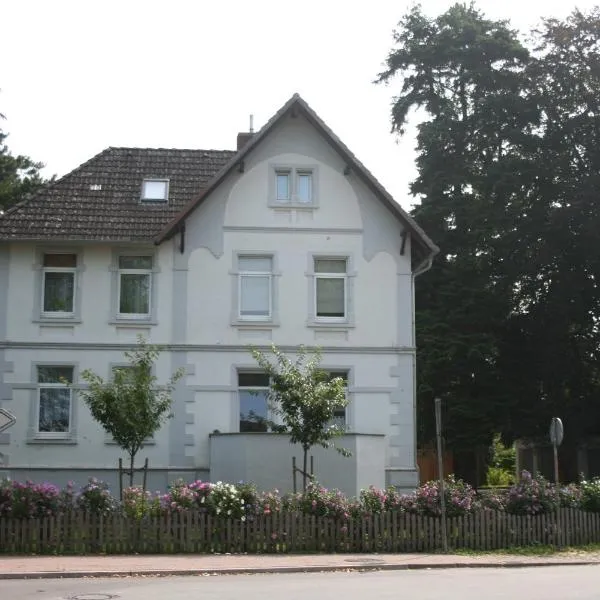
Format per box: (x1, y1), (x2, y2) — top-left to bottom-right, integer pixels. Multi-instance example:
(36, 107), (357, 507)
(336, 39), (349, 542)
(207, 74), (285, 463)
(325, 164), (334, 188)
(208, 481), (246, 519)
(477, 489), (507, 512)
(256, 489), (282, 516)
(166, 479), (198, 512)
(76, 478), (116, 514)
(411, 476), (476, 517)
(235, 481), (258, 509)
(486, 466), (514, 487)
(0, 478), (12, 516)
(122, 486), (162, 519)
(285, 481), (356, 520)
(559, 483), (582, 509)
(1, 480), (63, 518)
(505, 471), (559, 515)
(1, 472), (597, 521)
(360, 485), (404, 513)
(580, 478), (600, 513)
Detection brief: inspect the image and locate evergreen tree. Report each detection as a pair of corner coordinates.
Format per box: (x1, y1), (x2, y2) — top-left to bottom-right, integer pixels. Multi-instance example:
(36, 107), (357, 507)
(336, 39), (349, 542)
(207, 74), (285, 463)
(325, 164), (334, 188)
(0, 104), (47, 212)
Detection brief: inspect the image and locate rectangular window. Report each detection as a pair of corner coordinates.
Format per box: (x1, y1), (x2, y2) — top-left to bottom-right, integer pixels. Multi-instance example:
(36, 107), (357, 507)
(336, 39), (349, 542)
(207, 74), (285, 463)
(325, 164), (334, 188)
(276, 172), (291, 202)
(296, 172), (312, 203)
(273, 167), (315, 205)
(239, 256), (272, 320)
(118, 256), (152, 318)
(315, 258), (347, 320)
(37, 366), (73, 436)
(238, 372), (270, 432)
(327, 371), (348, 427)
(141, 179), (169, 202)
(42, 254), (77, 317)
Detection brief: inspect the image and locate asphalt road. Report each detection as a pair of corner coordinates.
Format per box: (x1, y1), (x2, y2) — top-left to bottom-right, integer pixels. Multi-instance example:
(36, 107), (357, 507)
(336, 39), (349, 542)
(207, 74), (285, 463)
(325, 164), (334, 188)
(4, 566), (600, 600)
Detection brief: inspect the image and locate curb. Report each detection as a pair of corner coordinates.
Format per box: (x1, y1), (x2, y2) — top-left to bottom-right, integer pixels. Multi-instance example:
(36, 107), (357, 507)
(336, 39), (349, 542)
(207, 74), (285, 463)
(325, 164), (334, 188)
(0, 560), (597, 580)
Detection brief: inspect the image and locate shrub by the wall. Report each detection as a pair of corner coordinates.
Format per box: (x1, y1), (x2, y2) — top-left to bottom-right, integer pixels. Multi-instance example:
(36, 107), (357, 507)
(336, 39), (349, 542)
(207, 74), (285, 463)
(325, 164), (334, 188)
(76, 478), (116, 515)
(411, 475), (476, 517)
(505, 471), (560, 515)
(284, 482), (357, 520)
(580, 478), (600, 513)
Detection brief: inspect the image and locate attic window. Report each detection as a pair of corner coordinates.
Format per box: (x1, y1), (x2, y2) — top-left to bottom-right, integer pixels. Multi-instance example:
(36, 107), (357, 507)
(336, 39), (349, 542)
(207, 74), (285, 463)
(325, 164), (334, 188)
(141, 179), (169, 202)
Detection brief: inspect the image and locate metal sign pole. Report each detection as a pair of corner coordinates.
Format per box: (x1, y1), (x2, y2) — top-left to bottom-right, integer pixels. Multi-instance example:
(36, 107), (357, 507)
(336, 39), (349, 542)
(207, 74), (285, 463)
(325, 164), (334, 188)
(549, 417), (563, 485)
(435, 397), (448, 553)
(549, 417), (564, 548)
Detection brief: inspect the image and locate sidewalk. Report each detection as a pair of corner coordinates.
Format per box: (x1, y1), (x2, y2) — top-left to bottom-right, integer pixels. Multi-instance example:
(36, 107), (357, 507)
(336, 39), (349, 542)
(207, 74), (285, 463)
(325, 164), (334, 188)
(1, 551), (600, 579)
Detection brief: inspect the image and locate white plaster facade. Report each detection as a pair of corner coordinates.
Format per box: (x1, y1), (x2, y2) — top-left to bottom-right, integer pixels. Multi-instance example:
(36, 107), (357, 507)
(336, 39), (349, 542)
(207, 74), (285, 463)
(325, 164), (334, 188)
(0, 97), (436, 496)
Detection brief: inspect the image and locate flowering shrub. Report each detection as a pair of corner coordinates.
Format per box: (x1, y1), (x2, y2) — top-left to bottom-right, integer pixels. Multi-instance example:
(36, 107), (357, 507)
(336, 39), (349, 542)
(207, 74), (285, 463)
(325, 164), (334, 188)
(166, 479), (198, 512)
(285, 481), (356, 521)
(477, 489), (507, 512)
(256, 489), (282, 516)
(580, 478), (600, 513)
(208, 481), (246, 519)
(406, 475), (476, 517)
(235, 482), (258, 510)
(122, 486), (162, 519)
(505, 471), (559, 515)
(1, 480), (62, 518)
(188, 480), (212, 509)
(1, 472), (598, 521)
(559, 483), (582, 509)
(0, 478), (13, 516)
(360, 486), (405, 513)
(76, 478), (116, 514)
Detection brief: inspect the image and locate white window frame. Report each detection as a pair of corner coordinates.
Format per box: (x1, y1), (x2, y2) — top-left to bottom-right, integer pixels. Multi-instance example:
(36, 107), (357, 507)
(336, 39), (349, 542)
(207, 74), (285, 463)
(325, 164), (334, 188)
(238, 372), (271, 433)
(238, 257), (273, 321)
(36, 366), (73, 439)
(141, 178), (169, 203)
(295, 170), (313, 204)
(271, 166), (316, 207)
(41, 255), (77, 318)
(275, 170), (291, 202)
(117, 256), (153, 320)
(326, 371), (348, 429)
(314, 259), (348, 322)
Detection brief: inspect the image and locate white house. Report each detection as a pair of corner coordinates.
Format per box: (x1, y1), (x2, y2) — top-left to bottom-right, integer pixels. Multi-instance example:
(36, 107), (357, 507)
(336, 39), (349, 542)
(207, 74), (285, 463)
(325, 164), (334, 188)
(0, 94), (438, 496)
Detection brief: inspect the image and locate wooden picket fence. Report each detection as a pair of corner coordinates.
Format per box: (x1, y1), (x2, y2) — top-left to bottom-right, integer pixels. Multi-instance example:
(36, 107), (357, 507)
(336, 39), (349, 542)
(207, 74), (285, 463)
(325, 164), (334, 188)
(1, 508), (599, 554)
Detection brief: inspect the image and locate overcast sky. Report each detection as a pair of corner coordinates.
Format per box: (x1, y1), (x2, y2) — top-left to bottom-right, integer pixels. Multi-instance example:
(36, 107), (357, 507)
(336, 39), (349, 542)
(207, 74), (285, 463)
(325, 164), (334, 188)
(3, 0), (598, 210)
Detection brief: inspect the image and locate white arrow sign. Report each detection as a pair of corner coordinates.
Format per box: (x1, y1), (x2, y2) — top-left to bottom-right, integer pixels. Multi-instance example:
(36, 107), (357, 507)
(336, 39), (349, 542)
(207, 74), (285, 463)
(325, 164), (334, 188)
(0, 408), (16, 433)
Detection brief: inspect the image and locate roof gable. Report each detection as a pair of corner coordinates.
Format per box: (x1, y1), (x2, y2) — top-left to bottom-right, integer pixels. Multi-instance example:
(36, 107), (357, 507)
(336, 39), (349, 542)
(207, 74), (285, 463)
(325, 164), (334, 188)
(156, 94), (439, 261)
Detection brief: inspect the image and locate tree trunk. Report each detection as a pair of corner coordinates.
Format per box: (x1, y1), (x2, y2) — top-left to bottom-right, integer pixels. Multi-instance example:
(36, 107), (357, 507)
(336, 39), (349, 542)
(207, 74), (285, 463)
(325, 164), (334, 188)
(303, 447), (308, 492)
(129, 452), (135, 487)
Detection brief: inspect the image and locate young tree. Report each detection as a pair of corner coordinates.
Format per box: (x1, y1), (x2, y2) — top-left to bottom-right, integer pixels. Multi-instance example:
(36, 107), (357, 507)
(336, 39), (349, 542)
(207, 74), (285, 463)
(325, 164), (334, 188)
(80, 337), (184, 487)
(251, 345), (349, 491)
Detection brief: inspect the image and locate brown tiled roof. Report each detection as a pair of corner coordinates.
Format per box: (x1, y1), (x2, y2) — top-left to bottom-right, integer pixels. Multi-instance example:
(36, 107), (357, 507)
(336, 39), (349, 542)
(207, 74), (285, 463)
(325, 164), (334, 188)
(0, 147), (236, 242)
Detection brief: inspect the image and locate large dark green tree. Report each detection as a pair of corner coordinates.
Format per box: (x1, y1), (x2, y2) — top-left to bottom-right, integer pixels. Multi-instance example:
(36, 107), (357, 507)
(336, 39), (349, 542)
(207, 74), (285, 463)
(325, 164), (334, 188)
(496, 9), (600, 447)
(0, 107), (47, 211)
(378, 3), (600, 482)
(377, 3), (537, 463)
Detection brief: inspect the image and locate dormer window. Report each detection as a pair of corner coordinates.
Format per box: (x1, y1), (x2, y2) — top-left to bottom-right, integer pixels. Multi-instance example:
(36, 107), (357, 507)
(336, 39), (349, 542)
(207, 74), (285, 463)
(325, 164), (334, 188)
(141, 179), (169, 203)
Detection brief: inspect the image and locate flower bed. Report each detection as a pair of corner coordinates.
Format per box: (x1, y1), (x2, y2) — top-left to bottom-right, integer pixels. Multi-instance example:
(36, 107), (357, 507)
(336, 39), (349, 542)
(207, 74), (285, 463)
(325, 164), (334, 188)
(1, 471), (600, 521)
(2, 472), (600, 554)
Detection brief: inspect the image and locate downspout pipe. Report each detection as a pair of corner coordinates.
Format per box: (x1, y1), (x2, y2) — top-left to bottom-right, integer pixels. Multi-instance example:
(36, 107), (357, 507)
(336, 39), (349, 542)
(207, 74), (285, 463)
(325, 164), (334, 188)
(410, 253), (434, 485)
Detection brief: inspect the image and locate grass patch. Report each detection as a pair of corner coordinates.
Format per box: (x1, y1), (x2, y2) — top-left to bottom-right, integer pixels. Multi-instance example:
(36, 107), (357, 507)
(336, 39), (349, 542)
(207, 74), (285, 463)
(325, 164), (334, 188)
(454, 543), (600, 556)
